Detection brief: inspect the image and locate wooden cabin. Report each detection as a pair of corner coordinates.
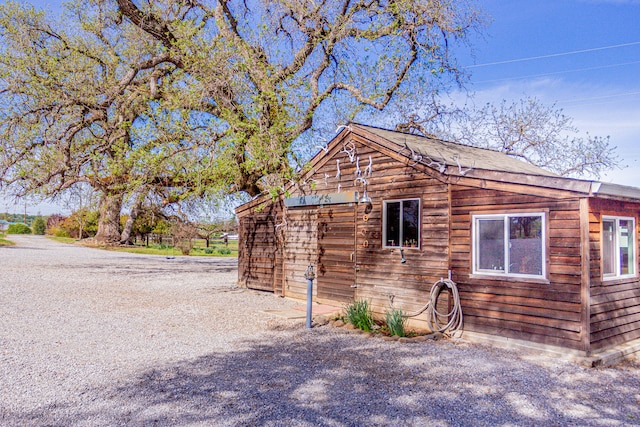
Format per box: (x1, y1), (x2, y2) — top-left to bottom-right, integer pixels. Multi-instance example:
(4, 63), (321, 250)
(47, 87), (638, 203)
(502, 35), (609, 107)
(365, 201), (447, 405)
(235, 123), (640, 355)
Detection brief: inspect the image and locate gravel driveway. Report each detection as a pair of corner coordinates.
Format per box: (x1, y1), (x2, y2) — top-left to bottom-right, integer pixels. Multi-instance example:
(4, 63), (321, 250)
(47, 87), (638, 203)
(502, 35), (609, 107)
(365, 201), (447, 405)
(1, 235), (640, 426)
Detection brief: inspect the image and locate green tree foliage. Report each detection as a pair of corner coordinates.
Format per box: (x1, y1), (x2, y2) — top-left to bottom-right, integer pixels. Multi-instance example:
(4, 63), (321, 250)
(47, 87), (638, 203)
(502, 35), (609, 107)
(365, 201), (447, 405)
(32, 216), (46, 235)
(60, 209), (99, 239)
(0, 2), (204, 244)
(0, 0), (483, 244)
(7, 223), (31, 234)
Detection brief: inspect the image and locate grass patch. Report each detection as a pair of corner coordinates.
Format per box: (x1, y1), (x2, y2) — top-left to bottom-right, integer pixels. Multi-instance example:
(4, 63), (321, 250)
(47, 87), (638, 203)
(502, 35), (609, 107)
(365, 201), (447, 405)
(0, 235), (14, 246)
(47, 236), (78, 244)
(385, 308), (408, 337)
(109, 244), (237, 257)
(107, 245), (184, 256)
(344, 299), (375, 332)
(45, 236), (238, 257)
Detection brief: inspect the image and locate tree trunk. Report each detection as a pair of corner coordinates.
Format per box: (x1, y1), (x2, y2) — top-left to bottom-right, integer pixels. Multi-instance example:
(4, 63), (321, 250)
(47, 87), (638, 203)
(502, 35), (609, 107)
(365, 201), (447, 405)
(94, 193), (123, 245)
(120, 191), (146, 245)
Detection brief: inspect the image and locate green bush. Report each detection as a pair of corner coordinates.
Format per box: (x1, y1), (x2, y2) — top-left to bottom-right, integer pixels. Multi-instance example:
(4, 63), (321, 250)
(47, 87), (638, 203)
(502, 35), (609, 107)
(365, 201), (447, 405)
(344, 299), (374, 332)
(385, 308), (407, 337)
(32, 217), (46, 235)
(216, 246), (232, 255)
(204, 247), (214, 254)
(7, 223), (32, 234)
(50, 226), (71, 238)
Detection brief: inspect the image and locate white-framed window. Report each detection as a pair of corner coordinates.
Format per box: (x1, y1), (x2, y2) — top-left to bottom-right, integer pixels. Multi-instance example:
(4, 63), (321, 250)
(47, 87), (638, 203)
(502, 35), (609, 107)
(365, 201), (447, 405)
(472, 212), (546, 278)
(602, 216), (636, 279)
(383, 198), (420, 248)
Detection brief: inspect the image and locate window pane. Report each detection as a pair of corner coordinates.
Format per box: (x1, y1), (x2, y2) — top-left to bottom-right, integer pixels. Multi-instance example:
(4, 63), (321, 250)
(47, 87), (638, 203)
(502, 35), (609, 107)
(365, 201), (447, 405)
(402, 200), (420, 246)
(603, 220), (615, 275)
(477, 219), (504, 271)
(385, 202), (400, 247)
(509, 216), (543, 275)
(619, 219), (634, 275)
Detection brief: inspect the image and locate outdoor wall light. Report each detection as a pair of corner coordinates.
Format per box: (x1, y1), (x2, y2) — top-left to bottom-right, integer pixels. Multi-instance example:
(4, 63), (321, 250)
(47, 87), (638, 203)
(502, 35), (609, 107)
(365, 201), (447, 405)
(359, 190), (373, 213)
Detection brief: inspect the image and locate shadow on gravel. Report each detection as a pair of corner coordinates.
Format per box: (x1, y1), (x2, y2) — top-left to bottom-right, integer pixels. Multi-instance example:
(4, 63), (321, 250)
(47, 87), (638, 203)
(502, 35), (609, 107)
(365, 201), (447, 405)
(5, 332), (640, 426)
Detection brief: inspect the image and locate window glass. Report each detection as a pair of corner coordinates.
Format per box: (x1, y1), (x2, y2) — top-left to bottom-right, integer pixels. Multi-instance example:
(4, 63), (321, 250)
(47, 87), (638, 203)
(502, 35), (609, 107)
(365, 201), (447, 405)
(603, 217), (636, 278)
(402, 200), (420, 246)
(473, 213), (545, 278)
(602, 220), (615, 276)
(509, 216), (543, 275)
(477, 219), (504, 271)
(619, 219), (634, 275)
(385, 202), (400, 247)
(383, 199), (420, 248)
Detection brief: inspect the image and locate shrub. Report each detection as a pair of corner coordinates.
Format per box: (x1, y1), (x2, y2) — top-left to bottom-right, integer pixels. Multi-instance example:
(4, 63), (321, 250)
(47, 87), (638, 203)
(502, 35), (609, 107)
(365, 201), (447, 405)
(171, 221), (198, 255)
(32, 217), (46, 235)
(204, 247), (214, 254)
(344, 299), (374, 332)
(216, 246), (231, 255)
(7, 223), (32, 234)
(50, 226), (71, 238)
(385, 308), (407, 337)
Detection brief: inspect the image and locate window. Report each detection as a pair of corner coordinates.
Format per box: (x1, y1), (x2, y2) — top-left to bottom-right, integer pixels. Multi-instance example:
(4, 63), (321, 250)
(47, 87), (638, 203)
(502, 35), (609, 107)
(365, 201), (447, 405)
(473, 213), (546, 278)
(603, 216), (636, 279)
(383, 199), (420, 248)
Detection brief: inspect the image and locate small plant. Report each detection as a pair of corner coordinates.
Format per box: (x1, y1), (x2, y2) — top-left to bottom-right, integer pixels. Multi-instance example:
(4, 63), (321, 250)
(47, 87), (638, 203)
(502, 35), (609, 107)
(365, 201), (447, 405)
(32, 217), (46, 235)
(216, 246), (232, 255)
(204, 247), (214, 254)
(344, 299), (374, 332)
(7, 223), (32, 234)
(385, 308), (407, 337)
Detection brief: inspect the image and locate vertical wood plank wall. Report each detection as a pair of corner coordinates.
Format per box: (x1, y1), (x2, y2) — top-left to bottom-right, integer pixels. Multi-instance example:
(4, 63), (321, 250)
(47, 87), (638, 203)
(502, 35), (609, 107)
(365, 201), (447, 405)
(588, 198), (640, 350)
(283, 208), (318, 300)
(317, 205), (356, 304)
(237, 202), (283, 292)
(450, 186), (585, 350)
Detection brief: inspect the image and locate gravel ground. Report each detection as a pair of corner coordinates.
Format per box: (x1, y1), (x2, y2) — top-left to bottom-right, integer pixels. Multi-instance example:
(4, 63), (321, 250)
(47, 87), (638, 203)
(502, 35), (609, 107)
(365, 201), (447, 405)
(1, 235), (640, 426)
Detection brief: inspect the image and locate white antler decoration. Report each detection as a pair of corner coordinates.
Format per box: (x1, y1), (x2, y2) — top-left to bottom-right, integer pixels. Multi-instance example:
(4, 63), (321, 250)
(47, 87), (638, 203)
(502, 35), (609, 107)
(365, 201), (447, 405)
(453, 154), (474, 176)
(340, 141), (357, 163)
(314, 144), (329, 154)
(363, 155), (372, 177)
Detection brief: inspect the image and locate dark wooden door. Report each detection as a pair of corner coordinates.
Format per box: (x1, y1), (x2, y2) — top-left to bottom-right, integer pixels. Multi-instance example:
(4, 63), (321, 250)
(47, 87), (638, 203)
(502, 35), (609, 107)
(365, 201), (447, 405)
(316, 205), (356, 304)
(283, 208), (318, 300)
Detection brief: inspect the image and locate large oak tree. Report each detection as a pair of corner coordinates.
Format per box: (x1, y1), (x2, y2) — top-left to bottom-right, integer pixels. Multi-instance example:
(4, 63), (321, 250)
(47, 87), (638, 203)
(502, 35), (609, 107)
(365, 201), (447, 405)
(0, 0), (482, 243)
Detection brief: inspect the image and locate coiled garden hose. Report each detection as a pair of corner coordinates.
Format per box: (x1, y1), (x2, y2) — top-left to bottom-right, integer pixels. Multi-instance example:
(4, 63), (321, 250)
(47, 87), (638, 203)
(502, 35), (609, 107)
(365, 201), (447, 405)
(396, 278), (463, 334)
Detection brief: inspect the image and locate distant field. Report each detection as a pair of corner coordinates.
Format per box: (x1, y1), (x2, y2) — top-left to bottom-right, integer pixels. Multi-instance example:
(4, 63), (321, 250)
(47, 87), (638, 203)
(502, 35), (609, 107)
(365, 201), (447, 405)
(46, 235), (238, 257)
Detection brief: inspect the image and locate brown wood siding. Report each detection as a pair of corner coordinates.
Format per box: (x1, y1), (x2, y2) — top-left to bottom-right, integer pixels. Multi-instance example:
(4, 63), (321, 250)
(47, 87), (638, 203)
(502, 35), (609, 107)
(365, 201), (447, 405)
(588, 198), (640, 350)
(317, 205), (356, 303)
(450, 185), (584, 350)
(237, 201), (283, 292)
(292, 139), (450, 319)
(283, 208), (318, 300)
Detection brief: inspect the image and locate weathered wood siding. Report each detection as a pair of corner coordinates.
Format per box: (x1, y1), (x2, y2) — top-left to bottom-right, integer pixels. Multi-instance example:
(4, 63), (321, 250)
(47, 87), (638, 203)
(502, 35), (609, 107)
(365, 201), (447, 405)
(283, 208), (318, 300)
(317, 205), (356, 304)
(237, 201), (283, 292)
(302, 137), (450, 320)
(450, 185), (585, 350)
(588, 198), (640, 350)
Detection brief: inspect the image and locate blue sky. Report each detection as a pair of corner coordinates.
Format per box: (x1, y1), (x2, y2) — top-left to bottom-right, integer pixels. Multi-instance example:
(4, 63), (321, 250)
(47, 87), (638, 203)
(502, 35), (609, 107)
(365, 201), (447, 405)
(455, 0), (640, 187)
(3, 0), (640, 215)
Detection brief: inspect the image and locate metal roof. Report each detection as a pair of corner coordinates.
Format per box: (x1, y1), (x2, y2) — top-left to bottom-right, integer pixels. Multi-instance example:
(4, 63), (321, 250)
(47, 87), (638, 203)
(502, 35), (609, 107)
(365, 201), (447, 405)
(352, 123), (558, 177)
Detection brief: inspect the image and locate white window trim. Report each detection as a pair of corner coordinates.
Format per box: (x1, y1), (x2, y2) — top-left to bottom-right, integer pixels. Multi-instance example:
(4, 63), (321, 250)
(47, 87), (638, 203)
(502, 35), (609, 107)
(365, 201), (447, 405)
(382, 198), (421, 249)
(472, 212), (547, 279)
(602, 215), (636, 280)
